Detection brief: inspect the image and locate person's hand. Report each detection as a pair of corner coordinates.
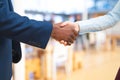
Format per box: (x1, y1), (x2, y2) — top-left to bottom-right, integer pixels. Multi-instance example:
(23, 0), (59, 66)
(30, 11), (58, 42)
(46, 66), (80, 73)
(51, 22), (78, 46)
(60, 21), (80, 46)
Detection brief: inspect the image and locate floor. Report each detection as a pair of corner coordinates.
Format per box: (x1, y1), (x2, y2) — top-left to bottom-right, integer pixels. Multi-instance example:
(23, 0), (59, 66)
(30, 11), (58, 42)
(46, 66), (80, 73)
(57, 47), (120, 80)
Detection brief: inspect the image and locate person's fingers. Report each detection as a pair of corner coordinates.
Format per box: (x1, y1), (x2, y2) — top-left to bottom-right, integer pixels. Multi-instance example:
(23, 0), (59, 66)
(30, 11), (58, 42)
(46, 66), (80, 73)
(73, 28), (79, 36)
(60, 21), (69, 27)
(70, 34), (77, 40)
(66, 41), (72, 46)
(60, 40), (66, 45)
(64, 41), (68, 46)
(60, 40), (64, 44)
(61, 37), (73, 46)
(60, 40), (68, 46)
(66, 35), (74, 44)
(62, 29), (76, 45)
(60, 39), (73, 46)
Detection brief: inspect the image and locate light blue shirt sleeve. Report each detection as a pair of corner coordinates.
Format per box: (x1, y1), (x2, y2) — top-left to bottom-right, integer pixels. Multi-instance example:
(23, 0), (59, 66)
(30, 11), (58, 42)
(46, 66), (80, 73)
(77, 0), (120, 34)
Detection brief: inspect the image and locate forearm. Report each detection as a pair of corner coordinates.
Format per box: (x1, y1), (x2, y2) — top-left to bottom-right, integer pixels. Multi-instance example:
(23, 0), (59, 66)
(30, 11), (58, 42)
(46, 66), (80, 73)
(0, 12), (53, 48)
(77, 0), (120, 34)
(77, 14), (117, 34)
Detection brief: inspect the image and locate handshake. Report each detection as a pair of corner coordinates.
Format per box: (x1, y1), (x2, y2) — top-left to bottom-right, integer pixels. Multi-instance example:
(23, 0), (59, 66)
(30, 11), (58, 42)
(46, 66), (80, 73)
(51, 21), (80, 46)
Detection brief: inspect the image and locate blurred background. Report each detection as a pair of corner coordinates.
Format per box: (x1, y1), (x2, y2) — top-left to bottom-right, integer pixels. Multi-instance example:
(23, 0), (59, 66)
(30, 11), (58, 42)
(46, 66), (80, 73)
(11, 0), (120, 80)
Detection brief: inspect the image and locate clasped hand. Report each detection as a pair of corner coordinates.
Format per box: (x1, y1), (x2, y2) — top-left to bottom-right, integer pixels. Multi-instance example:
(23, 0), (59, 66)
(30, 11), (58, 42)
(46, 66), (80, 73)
(51, 21), (80, 46)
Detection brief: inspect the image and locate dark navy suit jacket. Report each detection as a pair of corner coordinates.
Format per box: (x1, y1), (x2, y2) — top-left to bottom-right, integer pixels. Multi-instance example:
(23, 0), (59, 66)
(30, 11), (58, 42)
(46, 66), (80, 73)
(0, 0), (52, 79)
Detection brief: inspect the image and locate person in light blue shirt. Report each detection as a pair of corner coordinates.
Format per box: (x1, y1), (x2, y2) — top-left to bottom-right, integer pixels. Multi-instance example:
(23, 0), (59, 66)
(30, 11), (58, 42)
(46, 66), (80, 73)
(78, 0), (120, 34)
(61, 0), (120, 44)
(61, 0), (120, 35)
(61, 1), (120, 79)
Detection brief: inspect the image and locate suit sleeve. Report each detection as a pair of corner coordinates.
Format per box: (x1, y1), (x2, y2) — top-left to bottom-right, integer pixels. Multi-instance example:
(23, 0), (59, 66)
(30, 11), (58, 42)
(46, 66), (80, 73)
(0, 11), (53, 49)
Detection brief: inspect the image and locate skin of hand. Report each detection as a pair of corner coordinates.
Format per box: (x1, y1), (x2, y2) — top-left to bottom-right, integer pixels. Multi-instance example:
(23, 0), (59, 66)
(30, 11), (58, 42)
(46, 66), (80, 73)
(51, 22), (78, 45)
(60, 21), (80, 46)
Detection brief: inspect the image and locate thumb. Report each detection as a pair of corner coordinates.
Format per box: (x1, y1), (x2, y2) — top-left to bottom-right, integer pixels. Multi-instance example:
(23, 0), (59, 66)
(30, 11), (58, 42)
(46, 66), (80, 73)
(60, 21), (69, 28)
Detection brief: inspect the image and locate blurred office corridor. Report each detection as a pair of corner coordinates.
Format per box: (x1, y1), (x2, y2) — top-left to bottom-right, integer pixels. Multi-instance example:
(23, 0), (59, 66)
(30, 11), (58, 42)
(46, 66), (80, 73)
(11, 0), (120, 80)
(57, 48), (120, 80)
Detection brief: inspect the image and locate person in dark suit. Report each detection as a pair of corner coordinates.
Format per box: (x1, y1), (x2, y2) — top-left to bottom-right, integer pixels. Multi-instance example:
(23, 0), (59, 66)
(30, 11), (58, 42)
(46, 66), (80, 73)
(0, 0), (78, 79)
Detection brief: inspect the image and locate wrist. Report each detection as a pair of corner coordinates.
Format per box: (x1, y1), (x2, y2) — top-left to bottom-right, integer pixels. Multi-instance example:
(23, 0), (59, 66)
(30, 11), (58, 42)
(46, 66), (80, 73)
(51, 24), (59, 39)
(51, 24), (55, 38)
(75, 22), (80, 33)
